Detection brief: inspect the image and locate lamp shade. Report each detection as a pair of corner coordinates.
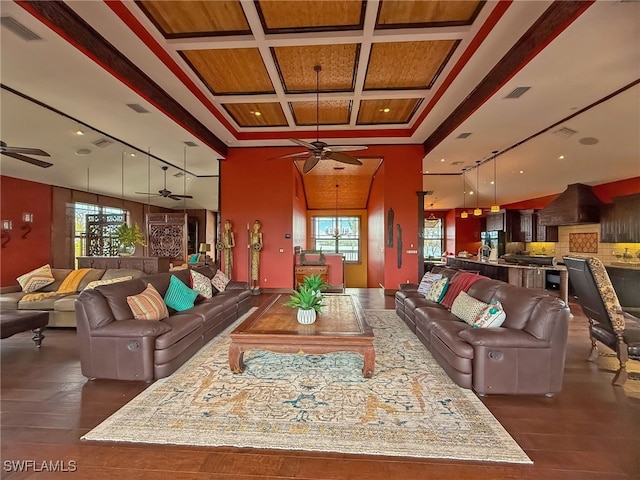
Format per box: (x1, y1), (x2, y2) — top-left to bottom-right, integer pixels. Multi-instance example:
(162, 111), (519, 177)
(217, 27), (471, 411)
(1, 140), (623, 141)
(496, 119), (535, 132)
(473, 208), (483, 216)
(199, 243), (211, 253)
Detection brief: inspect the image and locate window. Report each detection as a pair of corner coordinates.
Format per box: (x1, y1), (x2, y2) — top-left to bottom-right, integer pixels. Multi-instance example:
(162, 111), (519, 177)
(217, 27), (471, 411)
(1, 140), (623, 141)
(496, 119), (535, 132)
(73, 203), (126, 266)
(423, 217), (444, 259)
(311, 216), (360, 263)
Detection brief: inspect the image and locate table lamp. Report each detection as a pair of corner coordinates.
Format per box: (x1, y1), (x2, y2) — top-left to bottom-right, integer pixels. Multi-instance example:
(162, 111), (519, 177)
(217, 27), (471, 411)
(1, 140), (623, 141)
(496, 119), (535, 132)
(199, 243), (211, 265)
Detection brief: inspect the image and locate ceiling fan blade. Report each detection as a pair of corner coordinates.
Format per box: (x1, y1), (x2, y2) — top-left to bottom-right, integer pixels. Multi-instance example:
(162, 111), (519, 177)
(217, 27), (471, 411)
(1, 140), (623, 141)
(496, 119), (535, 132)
(268, 150), (311, 160)
(326, 145), (368, 152)
(289, 138), (316, 150)
(303, 157), (321, 173)
(1, 151), (53, 168)
(169, 194), (193, 200)
(135, 191), (162, 197)
(1, 146), (50, 156)
(326, 151), (362, 165)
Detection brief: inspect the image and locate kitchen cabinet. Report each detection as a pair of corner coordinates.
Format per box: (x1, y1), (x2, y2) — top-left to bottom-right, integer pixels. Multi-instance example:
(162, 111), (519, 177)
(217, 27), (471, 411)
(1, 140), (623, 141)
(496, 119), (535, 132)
(520, 210), (534, 243)
(485, 212), (504, 231)
(534, 212), (559, 242)
(600, 194), (640, 243)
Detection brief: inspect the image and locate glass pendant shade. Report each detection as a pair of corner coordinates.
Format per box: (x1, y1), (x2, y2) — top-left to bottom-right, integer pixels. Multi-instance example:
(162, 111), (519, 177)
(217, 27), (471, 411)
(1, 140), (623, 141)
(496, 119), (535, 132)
(490, 205), (501, 213)
(461, 211), (469, 219)
(473, 208), (482, 216)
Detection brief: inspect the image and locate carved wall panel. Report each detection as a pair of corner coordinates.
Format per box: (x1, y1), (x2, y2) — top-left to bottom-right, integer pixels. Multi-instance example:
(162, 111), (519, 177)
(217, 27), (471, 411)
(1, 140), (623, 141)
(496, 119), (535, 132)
(146, 213), (187, 260)
(86, 213), (125, 256)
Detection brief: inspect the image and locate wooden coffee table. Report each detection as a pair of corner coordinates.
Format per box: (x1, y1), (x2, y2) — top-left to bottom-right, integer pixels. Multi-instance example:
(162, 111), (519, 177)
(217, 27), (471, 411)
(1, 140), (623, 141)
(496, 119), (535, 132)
(229, 294), (375, 378)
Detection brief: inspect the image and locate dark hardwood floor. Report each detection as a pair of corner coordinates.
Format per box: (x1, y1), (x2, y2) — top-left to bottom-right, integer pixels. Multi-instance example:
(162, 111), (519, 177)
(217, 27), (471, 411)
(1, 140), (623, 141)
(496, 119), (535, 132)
(1, 288), (638, 479)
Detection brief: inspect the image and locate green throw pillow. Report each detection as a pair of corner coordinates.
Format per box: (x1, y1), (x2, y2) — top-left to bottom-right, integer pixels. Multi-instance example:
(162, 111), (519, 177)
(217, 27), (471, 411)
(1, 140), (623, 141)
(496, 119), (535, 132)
(164, 275), (199, 312)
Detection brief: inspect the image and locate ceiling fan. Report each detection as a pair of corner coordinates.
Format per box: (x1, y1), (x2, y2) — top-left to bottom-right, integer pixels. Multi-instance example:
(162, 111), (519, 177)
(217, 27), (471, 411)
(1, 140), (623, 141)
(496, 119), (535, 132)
(273, 65), (367, 174)
(1, 140), (53, 168)
(135, 166), (193, 200)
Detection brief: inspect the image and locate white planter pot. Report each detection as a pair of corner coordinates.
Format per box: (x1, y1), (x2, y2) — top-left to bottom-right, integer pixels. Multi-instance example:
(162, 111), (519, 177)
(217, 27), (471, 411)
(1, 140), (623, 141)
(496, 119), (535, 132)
(297, 308), (316, 325)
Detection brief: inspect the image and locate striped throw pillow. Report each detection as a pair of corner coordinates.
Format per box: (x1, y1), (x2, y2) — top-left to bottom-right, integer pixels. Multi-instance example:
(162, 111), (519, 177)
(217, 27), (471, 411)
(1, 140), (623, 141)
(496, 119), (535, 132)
(126, 283), (168, 321)
(17, 264), (55, 293)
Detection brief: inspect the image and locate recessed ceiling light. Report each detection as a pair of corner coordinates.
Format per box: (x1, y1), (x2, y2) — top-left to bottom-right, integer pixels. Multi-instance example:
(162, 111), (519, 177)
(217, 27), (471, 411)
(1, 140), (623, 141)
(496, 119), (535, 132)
(519, 170), (524, 174)
(75, 148), (91, 156)
(440, 158), (445, 162)
(579, 137), (599, 145)
(251, 111), (261, 116)
(425, 170), (430, 174)
(558, 155), (565, 160)
(490, 180), (495, 185)
(75, 130), (84, 135)
(130, 153), (136, 157)
(380, 108), (390, 113)
(469, 191), (474, 195)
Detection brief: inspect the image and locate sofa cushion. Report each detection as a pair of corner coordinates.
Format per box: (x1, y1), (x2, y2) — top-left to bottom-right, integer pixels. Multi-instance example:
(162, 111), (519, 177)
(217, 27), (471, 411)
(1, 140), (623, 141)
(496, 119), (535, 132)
(84, 275), (132, 290)
(211, 270), (230, 292)
(417, 272), (442, 295)
(156, 314), (202, 350)
(53, 294), (79, 312)
(127, 284), (169, 321)
(426, 277), (449, 302)
(493, 283), (542, 330)
(97, 278), (146, 321)
(102, 269), (145, 281)
(430, 320), (475, 360)
(17, 265), (55, 293)
(41, 268), (73, 292)
(451, 291), (488, 325)
(190, 270), (213, 298)
(474, 301), (506, 328)
(164, 275), (199, 312)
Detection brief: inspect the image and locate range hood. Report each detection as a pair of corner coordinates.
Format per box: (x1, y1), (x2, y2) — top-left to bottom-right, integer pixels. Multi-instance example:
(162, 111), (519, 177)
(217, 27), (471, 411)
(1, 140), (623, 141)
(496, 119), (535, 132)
(538, 183), (603, 226)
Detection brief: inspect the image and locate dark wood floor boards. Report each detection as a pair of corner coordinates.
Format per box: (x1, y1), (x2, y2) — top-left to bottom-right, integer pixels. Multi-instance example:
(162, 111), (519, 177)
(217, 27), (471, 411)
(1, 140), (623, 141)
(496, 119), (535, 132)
(1, 288), (638, 479)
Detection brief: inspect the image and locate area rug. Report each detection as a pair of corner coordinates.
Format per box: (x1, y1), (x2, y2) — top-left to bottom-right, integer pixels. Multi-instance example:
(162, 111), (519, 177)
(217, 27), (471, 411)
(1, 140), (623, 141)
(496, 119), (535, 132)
(82, 309), (532, 464)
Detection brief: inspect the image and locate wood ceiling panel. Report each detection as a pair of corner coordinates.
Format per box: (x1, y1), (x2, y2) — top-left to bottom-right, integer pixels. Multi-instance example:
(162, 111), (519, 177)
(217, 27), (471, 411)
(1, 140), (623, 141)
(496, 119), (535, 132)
(256, 0), (365, 33)
(295, 158), (382, 210)
(181, 48), (274, 94)
(290, 100), (351, 126)
(357, 98), (422, 125)
(222, 103), (287, 127)
(138, 0), (250, 37)
(364, 40), (458, 90)
(272, 45), (359, 92)
(376, 0), (483, 28)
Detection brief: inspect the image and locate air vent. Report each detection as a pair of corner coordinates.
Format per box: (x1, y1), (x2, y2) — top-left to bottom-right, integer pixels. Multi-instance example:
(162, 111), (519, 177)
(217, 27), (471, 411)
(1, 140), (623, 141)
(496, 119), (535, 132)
(126, 103), (149, 113)
(451, 161), (464, 166)
(173, 172), (184, 178)
(456, 132), (472, 139)
(553, 126), (578, 138)
(504, 86), (531, 99)
(1, 16), (42, 41)
(92, 138), (113, 148)
(183, 141), (198, 147)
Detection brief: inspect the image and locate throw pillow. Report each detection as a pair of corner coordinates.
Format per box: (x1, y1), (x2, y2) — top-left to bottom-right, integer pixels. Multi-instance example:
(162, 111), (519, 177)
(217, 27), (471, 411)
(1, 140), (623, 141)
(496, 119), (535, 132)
(84, 275), (132, 290)
(126, 283), (168, 321)
(451, 291), (489, 325)
(474, 301), (507, 328)
(211, 270), (230, 292)
(425, 277), (449, 302)
(417, 272), (443, 295)
(17, 264), (55, 293)
(190, 269), (213, 298)
(164, 275), (199, 312)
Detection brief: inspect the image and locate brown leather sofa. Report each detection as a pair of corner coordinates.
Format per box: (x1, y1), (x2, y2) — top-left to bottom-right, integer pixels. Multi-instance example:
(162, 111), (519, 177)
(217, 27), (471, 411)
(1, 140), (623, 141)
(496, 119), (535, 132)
(396, 271), (570, 396)
(75, 265), (251, 382)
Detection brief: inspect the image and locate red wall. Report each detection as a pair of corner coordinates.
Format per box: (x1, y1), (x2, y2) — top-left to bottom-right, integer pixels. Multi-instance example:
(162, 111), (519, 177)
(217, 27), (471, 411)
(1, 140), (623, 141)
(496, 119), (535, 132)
(1, 176), (53, 286)
(221, 147), (298, 288)
(367, 161), (385, 288)
(444, 208), (482, 258)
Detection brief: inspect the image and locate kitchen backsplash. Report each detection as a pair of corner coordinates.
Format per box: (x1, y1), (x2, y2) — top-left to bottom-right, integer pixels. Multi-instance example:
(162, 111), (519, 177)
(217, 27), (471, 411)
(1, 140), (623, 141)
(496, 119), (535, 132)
(526, 223), (640, 264)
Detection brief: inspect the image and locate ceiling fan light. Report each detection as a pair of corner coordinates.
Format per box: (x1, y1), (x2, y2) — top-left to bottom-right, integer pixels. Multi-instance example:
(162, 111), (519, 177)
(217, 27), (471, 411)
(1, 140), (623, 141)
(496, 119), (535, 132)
(490, 204), (501, 213)
(473, 208), (482, 216)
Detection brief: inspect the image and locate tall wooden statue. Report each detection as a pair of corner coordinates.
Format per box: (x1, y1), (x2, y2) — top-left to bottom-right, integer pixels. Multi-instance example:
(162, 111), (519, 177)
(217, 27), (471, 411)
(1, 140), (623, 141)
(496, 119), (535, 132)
(249, 219), (263, 292)
(216, 219), (235, 278)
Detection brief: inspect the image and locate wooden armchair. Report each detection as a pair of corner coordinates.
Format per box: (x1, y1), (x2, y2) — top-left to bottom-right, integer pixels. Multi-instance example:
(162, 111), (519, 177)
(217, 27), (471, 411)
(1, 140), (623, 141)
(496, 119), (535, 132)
(564, 256), (640, 385)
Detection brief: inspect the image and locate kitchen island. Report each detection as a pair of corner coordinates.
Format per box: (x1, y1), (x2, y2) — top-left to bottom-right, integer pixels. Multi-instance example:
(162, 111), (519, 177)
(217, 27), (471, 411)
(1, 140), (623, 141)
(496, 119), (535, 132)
(446, 257), (569, 305)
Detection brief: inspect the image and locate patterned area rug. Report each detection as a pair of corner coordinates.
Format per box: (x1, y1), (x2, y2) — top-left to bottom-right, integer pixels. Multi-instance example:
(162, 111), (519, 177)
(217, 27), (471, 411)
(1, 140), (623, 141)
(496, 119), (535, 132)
(82, 309), (531, 463)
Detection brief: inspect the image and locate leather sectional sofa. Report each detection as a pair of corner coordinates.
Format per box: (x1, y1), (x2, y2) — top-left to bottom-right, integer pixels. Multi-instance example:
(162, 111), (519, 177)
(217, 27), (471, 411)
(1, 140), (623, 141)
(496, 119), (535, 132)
(396, 267), (570, 396)
(75, 265), (251, 382)
(0, 268), (145, 327)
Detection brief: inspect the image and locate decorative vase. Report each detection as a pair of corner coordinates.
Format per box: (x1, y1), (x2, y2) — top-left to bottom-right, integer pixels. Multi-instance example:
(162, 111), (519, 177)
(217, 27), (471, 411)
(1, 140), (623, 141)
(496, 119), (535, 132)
(297, 308), (316, 325)
(117, 242), (135, 257)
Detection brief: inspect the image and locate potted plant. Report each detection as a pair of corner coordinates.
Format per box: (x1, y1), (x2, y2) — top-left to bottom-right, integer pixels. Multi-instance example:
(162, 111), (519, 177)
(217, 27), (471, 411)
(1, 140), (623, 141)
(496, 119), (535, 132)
(301, 274), (328, 296)
(114, 223), (146, 256)
(284, 285), (325, 324)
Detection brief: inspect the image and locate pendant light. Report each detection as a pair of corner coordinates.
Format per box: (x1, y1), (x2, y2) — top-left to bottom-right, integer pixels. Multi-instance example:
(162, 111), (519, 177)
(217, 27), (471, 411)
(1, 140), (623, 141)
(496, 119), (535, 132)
(425, 203), (438, 228)
(490, 151), (500, 212)
(461, 169), (468, 219)
(473, 161), (482, 216)
(333, 183), (341, 238)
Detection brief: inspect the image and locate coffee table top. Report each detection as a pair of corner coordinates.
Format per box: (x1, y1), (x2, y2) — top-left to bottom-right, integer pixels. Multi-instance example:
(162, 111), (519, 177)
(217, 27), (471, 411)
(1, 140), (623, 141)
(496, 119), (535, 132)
(231, 293), (372, 339)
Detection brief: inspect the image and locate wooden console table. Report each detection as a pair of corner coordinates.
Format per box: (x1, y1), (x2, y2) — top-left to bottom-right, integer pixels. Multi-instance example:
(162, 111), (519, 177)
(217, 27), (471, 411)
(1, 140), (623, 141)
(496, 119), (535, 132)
(294, 265), (329, 288)
(77, 256), (171, 275)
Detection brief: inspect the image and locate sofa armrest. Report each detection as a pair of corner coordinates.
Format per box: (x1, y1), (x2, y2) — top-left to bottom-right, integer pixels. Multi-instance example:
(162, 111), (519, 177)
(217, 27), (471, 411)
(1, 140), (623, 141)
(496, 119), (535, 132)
(0, 285), (21, 294)
(90, 319), (171, 338)
(398, 283), (419, 291)
(227, 281), (249, 290)
(458, 328), (548, 348)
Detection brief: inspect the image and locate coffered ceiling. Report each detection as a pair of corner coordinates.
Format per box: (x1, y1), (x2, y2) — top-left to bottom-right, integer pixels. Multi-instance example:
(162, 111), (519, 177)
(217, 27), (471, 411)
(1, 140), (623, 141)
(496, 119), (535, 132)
(0, 0), (638, 212)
